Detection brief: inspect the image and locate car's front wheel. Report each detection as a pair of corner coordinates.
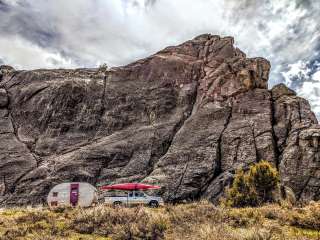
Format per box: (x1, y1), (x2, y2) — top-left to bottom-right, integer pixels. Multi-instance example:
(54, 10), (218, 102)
(149, 200), (159, 208)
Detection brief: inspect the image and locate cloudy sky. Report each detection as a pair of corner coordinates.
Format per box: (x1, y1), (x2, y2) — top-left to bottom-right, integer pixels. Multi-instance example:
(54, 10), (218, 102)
(0, 0), (320, 117)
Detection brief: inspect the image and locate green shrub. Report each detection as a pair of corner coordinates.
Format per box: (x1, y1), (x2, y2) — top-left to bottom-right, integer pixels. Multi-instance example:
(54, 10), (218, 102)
(98, 63), (108, 72)
(248, 160), (279, 204)
(225, 161), (279, 207)
(225, 169), (258, 207)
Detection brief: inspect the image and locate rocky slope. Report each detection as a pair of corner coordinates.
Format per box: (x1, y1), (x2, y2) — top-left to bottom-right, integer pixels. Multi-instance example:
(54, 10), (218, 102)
(0, 34), (319, 206)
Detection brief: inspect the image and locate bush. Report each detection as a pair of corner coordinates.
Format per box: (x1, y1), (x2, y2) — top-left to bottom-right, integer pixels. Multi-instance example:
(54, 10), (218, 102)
(225, 169), (258, 207)
(71, 205), (169, 239)
(98, 63), (108, 72)
(225, 161), (279, 207)
(248, 160), (279, 203)
(1, 201), (320, 239)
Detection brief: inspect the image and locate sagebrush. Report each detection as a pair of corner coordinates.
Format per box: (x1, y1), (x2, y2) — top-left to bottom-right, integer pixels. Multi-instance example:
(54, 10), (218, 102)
(225, 161), (280, 207)
(0, 201), (320, 240)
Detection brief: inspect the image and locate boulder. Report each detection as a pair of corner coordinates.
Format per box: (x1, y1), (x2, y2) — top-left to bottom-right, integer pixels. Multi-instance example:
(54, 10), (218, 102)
(0, 34), (319, 205)
(0, 88), (8, 107)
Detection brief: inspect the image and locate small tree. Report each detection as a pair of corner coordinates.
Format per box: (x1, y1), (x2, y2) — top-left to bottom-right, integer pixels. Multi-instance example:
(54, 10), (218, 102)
(225, 161), (279, 207)
(225, 169), (258, 207)
(98, 63), (108, 72)
(248, 160), (279, 204)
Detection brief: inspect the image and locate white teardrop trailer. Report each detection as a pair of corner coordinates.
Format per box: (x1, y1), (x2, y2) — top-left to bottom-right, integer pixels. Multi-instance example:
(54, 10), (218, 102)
(47, 182), (98, 208)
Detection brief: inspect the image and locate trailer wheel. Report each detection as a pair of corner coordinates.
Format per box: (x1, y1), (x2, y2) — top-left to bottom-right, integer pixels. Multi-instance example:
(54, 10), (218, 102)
(113, 201), (122, 207)
(149, 201), (159, 208)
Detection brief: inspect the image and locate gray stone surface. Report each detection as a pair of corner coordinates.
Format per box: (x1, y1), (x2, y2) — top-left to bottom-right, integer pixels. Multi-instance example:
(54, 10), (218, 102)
(0, 34), (319, 205)
(0, 88), (8, 107)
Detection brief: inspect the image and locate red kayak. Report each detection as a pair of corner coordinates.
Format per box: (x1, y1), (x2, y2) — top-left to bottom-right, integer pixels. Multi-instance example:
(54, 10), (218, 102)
(100, 183), (161, 191)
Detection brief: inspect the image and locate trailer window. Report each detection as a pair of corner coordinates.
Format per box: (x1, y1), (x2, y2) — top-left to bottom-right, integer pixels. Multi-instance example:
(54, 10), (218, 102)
(52, 192), (58, 197)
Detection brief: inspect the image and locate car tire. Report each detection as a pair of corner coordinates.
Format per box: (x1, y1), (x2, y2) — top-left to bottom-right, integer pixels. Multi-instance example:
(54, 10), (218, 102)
(149, 201), (159, 208)
(113, 201), (122, 207)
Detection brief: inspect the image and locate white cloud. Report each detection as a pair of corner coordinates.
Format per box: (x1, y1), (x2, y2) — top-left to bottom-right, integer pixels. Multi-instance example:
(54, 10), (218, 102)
(1, 0), (19, 6)
(0, 36), (76, 69)
(312, 70), (320, 81)
(298, 81), (320, 119)
(281, 61), (311, 86)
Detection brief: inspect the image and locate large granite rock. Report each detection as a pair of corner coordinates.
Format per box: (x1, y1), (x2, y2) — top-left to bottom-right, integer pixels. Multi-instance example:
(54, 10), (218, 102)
(0, 88), (8, 107)
(0, 34), (319, 205)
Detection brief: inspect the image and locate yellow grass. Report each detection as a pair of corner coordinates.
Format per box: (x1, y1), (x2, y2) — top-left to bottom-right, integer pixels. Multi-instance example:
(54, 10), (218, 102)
(0, 201), (319, 240)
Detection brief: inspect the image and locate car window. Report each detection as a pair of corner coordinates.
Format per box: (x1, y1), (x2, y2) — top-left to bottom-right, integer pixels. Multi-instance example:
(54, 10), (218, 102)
(135, 192), (145, 197)
(129, 192), (133, 197)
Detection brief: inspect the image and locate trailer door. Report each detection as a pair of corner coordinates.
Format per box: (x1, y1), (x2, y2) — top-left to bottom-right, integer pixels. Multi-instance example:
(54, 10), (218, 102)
(70, 183), (79, 207)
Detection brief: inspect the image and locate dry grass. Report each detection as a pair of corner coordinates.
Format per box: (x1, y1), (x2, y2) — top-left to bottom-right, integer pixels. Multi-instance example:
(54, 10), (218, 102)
(0, 201), (319, 240)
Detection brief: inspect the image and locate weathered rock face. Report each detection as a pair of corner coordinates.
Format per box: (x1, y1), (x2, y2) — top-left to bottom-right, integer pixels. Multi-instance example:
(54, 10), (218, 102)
(271, 84), (320, 201)
(0, 34), (319, 205)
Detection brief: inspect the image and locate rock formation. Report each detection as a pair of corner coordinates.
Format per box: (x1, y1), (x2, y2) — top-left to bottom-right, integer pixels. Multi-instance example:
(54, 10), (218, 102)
(0, 34), (319, 206)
